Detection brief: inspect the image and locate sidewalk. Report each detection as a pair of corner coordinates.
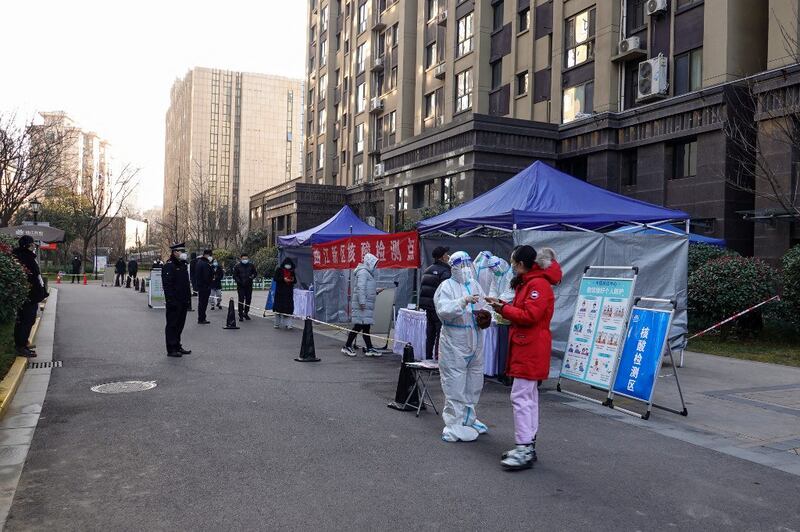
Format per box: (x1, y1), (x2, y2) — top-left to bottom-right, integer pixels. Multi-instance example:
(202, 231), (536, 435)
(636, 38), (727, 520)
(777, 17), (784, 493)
(556, 350), (800, 475)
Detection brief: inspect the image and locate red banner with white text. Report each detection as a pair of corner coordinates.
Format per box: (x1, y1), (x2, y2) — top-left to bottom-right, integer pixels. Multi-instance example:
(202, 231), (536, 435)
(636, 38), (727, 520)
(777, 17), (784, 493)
(311, 231), (420, 270)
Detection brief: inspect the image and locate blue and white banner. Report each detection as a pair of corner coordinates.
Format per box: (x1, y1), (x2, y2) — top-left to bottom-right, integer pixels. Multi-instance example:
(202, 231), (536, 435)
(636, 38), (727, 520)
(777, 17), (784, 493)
(612, 307), (672, 402)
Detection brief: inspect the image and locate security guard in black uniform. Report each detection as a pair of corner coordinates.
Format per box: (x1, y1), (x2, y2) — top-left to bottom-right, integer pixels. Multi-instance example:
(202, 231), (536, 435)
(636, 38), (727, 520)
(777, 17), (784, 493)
(162, 242), (192, 357)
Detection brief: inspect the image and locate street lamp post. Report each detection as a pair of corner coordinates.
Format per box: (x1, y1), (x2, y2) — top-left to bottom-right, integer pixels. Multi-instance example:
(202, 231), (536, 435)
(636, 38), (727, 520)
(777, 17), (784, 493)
(29, 198), (41, 225)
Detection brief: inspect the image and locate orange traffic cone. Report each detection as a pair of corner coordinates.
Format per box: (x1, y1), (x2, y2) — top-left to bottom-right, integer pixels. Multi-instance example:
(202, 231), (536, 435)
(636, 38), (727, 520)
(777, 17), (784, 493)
(83, 274), (87, 285)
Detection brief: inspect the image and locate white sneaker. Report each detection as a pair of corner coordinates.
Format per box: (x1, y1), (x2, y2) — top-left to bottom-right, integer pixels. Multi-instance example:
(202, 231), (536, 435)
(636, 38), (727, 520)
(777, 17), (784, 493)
(364, 348), (382, 357)
(501, 445), (534, 470)
(341, 346), (357, 357)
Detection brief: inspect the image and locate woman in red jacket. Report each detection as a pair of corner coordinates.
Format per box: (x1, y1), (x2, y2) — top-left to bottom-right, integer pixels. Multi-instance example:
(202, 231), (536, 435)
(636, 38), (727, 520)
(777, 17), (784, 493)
(488, 245), (561, 471)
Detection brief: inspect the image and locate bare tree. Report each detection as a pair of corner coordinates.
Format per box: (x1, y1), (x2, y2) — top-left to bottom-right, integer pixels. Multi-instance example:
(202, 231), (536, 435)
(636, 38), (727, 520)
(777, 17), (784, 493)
(722, 7), (800, 222)
(0, 112), (75, 227)
(157, 167), (186, 248)
(68, 163), (140, 271)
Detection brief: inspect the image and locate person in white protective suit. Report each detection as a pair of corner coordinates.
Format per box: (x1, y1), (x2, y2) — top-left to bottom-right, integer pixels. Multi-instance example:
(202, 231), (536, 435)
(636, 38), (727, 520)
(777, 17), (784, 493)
(487, 255), (515, 384)
(473, 250), (495, 297)
(433, 251), (490, 442)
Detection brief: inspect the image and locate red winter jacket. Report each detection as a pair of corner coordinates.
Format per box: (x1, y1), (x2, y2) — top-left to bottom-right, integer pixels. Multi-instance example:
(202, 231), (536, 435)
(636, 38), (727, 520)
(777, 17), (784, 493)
(499, 261), (562, 381)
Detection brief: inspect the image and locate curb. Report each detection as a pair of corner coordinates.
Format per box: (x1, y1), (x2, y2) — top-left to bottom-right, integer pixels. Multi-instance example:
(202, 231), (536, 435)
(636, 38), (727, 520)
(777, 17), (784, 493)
(0, 357), (27, 419)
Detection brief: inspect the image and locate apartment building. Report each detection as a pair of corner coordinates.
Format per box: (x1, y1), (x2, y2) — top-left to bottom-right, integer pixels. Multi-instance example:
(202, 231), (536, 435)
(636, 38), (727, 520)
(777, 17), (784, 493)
(254, 0), (800, 258)
(163, 68), (303, 241)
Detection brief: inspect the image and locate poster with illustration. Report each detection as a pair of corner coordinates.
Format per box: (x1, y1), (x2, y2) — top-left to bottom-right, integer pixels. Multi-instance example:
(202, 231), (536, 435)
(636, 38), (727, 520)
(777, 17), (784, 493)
(560, 275), (635, 389)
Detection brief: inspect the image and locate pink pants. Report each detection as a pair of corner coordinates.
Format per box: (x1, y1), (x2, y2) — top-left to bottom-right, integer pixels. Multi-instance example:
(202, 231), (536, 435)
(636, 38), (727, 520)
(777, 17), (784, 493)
(511, 378), (539, 444)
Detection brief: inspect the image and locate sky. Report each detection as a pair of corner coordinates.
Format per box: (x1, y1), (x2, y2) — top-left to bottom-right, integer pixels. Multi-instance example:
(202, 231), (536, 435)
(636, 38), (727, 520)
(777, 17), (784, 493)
(0, 0), (308, 212)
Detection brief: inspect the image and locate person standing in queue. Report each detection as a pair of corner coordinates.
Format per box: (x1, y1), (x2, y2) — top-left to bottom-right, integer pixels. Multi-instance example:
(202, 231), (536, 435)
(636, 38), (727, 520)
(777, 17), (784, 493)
(114, 256), (126, 287)
(189, 252), (198, 296)
(341, 253), (381, 357)
(162, 243), (192, 357)
(487, 245), (562, 471)
(272, 257), (297, 329)
(195, 249), (214, 324)
(70, 254), (81, 284)
(127, 256), (139, 287)
(12, 236), (47, 357)
(210, 259), (224, 309)
(419, 246), (451, 360)
(233, 253), (257, 321)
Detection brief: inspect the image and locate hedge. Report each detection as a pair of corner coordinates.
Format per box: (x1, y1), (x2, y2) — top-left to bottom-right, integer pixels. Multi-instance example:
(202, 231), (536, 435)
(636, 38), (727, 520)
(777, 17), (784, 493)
(781, 245), (800, 327)
(688, 243), (739, 277)
(688, 255), (778, 335)
(0, 235), (29, 324)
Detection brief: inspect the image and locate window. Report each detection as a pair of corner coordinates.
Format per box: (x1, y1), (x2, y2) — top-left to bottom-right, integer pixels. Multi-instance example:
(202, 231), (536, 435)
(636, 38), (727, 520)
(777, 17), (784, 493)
(308, 87), (314, 103)
(356, 82), (366, 112)
(358, 2), (367, 32)
(334, 68), (340, 86)
(306, 151), (313, 171)
(375, 69), (385, 95)
(317, 143), (325, 168)
(677, 0), (702, 8)
(377, 31), (386, 57)
(355, 122), (365, 152)
(425, 41), (438, 68)
(318, 108), (326, 134)
(390, 24), (399, 48)
(457, 13), (473, 56)
(674, 48), (703, 96)
(356, 43), (366, 73)
(390, 67), (398, 90)
(396, 186), (410, 224)
(319, 73), (327, 99)
(375, 116), (384, 148)
(518, 7), (530, 32)
(320, 39), (327, 66)
(490, 61), (502, 90)
(424, 91), (437, 119)
(427, 0), (438, 21)
(455, 69), (473, 113)
(493, 1), (504, 32)
(310, 24), (317, 43)
(565, 8), (596, 68)
(516, 70), (529, 96)
(627, 0), (646, 33)
(672, 139), (697, 179)
(354, 162), (364, 184)
(388, 110), (396, 134)
(321, 5), (329, 32)
(620, 149), (637, 187)
(413, 181), (437, 209)
(562, 81), (593, 123)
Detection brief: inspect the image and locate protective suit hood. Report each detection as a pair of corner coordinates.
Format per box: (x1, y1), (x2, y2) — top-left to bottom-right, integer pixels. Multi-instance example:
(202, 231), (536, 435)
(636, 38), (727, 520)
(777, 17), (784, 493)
(448, 251), (475, 285)
(362, 253), (379, 272)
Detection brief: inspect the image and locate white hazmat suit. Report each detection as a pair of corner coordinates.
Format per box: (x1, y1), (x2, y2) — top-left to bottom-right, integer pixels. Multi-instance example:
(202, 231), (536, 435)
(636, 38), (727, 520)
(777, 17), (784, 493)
(487, 255), (515, 323)
(473, 250), (495, 297)
(434, 251), (489, 442)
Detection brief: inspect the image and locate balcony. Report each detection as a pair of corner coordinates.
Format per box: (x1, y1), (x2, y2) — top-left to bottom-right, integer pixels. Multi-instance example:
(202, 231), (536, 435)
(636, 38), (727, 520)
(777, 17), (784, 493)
(371, 56), (385, 72)
(369, 97), (384, 114)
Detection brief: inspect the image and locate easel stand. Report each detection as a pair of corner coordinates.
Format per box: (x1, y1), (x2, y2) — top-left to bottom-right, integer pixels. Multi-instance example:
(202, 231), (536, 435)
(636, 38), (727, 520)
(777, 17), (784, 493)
(606, 297), (688, 420)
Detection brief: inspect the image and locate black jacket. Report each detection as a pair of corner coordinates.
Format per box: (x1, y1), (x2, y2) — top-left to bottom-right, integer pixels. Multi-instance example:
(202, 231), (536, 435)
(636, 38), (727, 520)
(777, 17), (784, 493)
(195, 257), (214, 291)
(211, 265), (224, 289)
(71, 257), (81, 274)
(189, 257), (198, 289)
(127, 259), (138, 276)
(233, 262), (257, 288)
(13, 247), (47, 304)
(162, 257), (191, 306)
(419, 260), (451, 311)
(115, 258), (126, 274)
(272, 260), (297, 315)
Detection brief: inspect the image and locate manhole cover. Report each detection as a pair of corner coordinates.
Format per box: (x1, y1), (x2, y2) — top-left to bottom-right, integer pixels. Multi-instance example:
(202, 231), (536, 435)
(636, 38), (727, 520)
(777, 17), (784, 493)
(90, 381), (157, 394)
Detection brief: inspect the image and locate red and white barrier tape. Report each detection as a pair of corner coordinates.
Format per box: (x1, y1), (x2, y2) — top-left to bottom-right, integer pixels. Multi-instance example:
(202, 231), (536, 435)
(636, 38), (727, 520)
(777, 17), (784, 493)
(688, 295), (780, 340)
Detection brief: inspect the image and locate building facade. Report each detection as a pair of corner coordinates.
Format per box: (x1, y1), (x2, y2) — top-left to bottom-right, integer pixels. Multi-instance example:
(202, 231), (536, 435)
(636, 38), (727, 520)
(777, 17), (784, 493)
(273, 0), (800, 258)
(163, 68), (304, 243)
(34, 111), (112, 202)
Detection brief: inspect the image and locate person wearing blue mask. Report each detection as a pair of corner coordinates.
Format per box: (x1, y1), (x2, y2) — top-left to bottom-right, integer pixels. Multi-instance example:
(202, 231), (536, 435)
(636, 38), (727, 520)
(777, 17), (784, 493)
(434, 251), (490, 442)
(487, 255), (515, 385)
(210, 259), (224, 310)
(233, 253), (257, 321)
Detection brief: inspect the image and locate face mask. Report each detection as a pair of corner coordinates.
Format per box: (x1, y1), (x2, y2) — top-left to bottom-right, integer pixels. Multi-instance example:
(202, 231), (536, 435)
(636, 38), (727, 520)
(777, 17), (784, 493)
(241, 259), (249, 264)
(179, 252), (188, 261)
(208, 256), (213, 261)
(213, 261), (218, 267)
(285, 265), (293, 270)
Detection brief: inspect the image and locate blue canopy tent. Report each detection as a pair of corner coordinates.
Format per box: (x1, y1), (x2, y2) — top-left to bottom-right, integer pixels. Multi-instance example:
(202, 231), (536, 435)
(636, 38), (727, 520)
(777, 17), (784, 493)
(610, 223), (725, 246)
(417, 161), (689, 234)
(277, 206), (413, 324)
(416, 160), (692, 364)
(278, 205), (385, 247)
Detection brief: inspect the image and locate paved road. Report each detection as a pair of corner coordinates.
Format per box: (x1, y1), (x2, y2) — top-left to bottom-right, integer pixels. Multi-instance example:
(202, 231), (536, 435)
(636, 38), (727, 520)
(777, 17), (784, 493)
(6, 285), (800, 530)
